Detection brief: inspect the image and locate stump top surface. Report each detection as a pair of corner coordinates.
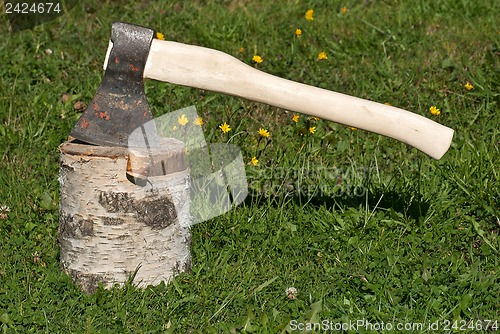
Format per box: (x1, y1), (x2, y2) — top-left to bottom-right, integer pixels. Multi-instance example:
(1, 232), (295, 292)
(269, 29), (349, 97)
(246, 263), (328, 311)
(60, 140), (129, 158)
(61, 138), (185, 156)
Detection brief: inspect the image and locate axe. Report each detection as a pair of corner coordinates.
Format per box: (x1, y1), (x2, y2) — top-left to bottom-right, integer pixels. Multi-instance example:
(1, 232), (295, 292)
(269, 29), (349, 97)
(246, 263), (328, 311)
(71, 22), (454, 159)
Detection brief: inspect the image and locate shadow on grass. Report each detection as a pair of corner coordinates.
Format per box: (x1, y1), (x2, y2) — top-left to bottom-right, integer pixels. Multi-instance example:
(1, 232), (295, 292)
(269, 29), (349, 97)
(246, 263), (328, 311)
(246, 186), (431, 222)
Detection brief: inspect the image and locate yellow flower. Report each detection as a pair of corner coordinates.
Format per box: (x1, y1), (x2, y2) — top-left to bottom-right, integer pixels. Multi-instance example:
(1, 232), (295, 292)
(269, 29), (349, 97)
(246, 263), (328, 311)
(178, 114), (188, 126)
(219, 122), (231, 133)
(349, 127), (357, 131)
(310, 116), (320, 121)
(384, 102), (391, 106)
(295, 28), (302, 37)
(309, 126), (316, 134)
(193, 117), (204, 126)
(429, 106), (440, 116)
(305, 9), (314, 21)
(172, 125), (178, 131)
(318, 52), (328, 60)
(292, 114), (300, 123)
(465, 82), (474, 90)
(156, 32), (165, 40)
(252, 55), (263, 63)
(341, 6), (348, 14)
(239, 47), (245, 53)
(258, 128), (270, 138)
(251, 156), (259, 166)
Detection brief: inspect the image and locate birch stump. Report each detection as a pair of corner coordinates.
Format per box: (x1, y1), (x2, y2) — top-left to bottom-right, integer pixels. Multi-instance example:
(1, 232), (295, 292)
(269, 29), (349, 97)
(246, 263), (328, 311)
(58, 138), (191, 293)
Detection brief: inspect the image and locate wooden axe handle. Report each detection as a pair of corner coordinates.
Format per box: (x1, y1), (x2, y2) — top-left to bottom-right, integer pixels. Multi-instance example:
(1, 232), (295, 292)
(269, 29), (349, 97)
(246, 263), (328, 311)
(141, 39), (453, 159)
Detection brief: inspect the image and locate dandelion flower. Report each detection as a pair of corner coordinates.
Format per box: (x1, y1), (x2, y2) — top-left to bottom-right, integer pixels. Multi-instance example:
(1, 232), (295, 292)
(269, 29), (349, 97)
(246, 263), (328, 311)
(310, 116), (320, 121)
(252, 55), (263, 63)
(193, 117), (204, 126)
(309, 126), (316, 134)
(429, 105), (440, 116)
(251, 156), (259, 166)
(178, 114), (189, 126)
(219, 122), (231, 133)
(292, 114), (300, 123)
(465, 82), (474, 90)
(350, 127), (357, 131)
(318, 52), (328, 60)
(258, 128), (270, 138)
(295, 28), (302, 37)
(286, 287), (298, 300)
(305, 9), (314, 21)
(156, 32), (165, 40)
(341, 6), (348, 14)
(384, 102), (391, 106)
(239, 47), (245, 53)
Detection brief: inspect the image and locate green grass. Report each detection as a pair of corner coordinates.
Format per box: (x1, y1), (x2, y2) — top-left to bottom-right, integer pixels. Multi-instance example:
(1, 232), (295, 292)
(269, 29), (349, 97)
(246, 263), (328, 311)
(1, 0), (499, 332)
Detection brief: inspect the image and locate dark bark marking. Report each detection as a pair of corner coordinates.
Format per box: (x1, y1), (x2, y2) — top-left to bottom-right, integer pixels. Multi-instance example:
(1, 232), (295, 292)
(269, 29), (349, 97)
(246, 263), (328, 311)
(102, 217), (125, 225)
(98, 191), (178, 229)
(67, 269), (103, 294)
(59, 214), (94, 238)
(98, 191), (135, 213)
(134, 196), (177, 229)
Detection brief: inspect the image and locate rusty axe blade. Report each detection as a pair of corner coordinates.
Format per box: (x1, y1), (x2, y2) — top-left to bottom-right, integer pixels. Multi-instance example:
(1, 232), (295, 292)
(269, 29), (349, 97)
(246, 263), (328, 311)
(70, 22), (159, 148)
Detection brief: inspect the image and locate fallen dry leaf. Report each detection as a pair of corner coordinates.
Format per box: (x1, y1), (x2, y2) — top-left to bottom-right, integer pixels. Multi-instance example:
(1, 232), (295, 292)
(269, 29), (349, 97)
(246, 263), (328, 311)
(73, 101), (87, 112)
(61, 93), (70, 103)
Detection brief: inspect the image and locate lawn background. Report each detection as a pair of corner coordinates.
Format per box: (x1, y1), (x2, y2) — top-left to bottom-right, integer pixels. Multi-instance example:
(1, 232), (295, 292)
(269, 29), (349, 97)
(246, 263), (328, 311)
(0, 0), (499, 332)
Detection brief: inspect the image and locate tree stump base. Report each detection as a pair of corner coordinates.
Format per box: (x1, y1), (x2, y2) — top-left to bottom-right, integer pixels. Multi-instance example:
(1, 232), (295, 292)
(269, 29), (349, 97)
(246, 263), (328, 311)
(58, 138), (191, 293)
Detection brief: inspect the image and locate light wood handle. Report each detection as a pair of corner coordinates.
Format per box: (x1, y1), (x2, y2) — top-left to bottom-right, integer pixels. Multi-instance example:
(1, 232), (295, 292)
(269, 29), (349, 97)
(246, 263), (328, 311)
(143, 39), (454, 159)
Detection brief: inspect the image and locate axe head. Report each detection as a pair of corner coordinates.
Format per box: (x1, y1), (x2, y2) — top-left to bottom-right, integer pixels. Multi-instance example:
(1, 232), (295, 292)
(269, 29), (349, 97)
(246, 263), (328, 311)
(70, 22), (159, 148)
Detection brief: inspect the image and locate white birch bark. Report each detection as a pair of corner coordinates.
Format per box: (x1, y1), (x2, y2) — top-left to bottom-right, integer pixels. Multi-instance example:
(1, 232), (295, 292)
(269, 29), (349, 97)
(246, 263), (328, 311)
(58, 138), (191, 293)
